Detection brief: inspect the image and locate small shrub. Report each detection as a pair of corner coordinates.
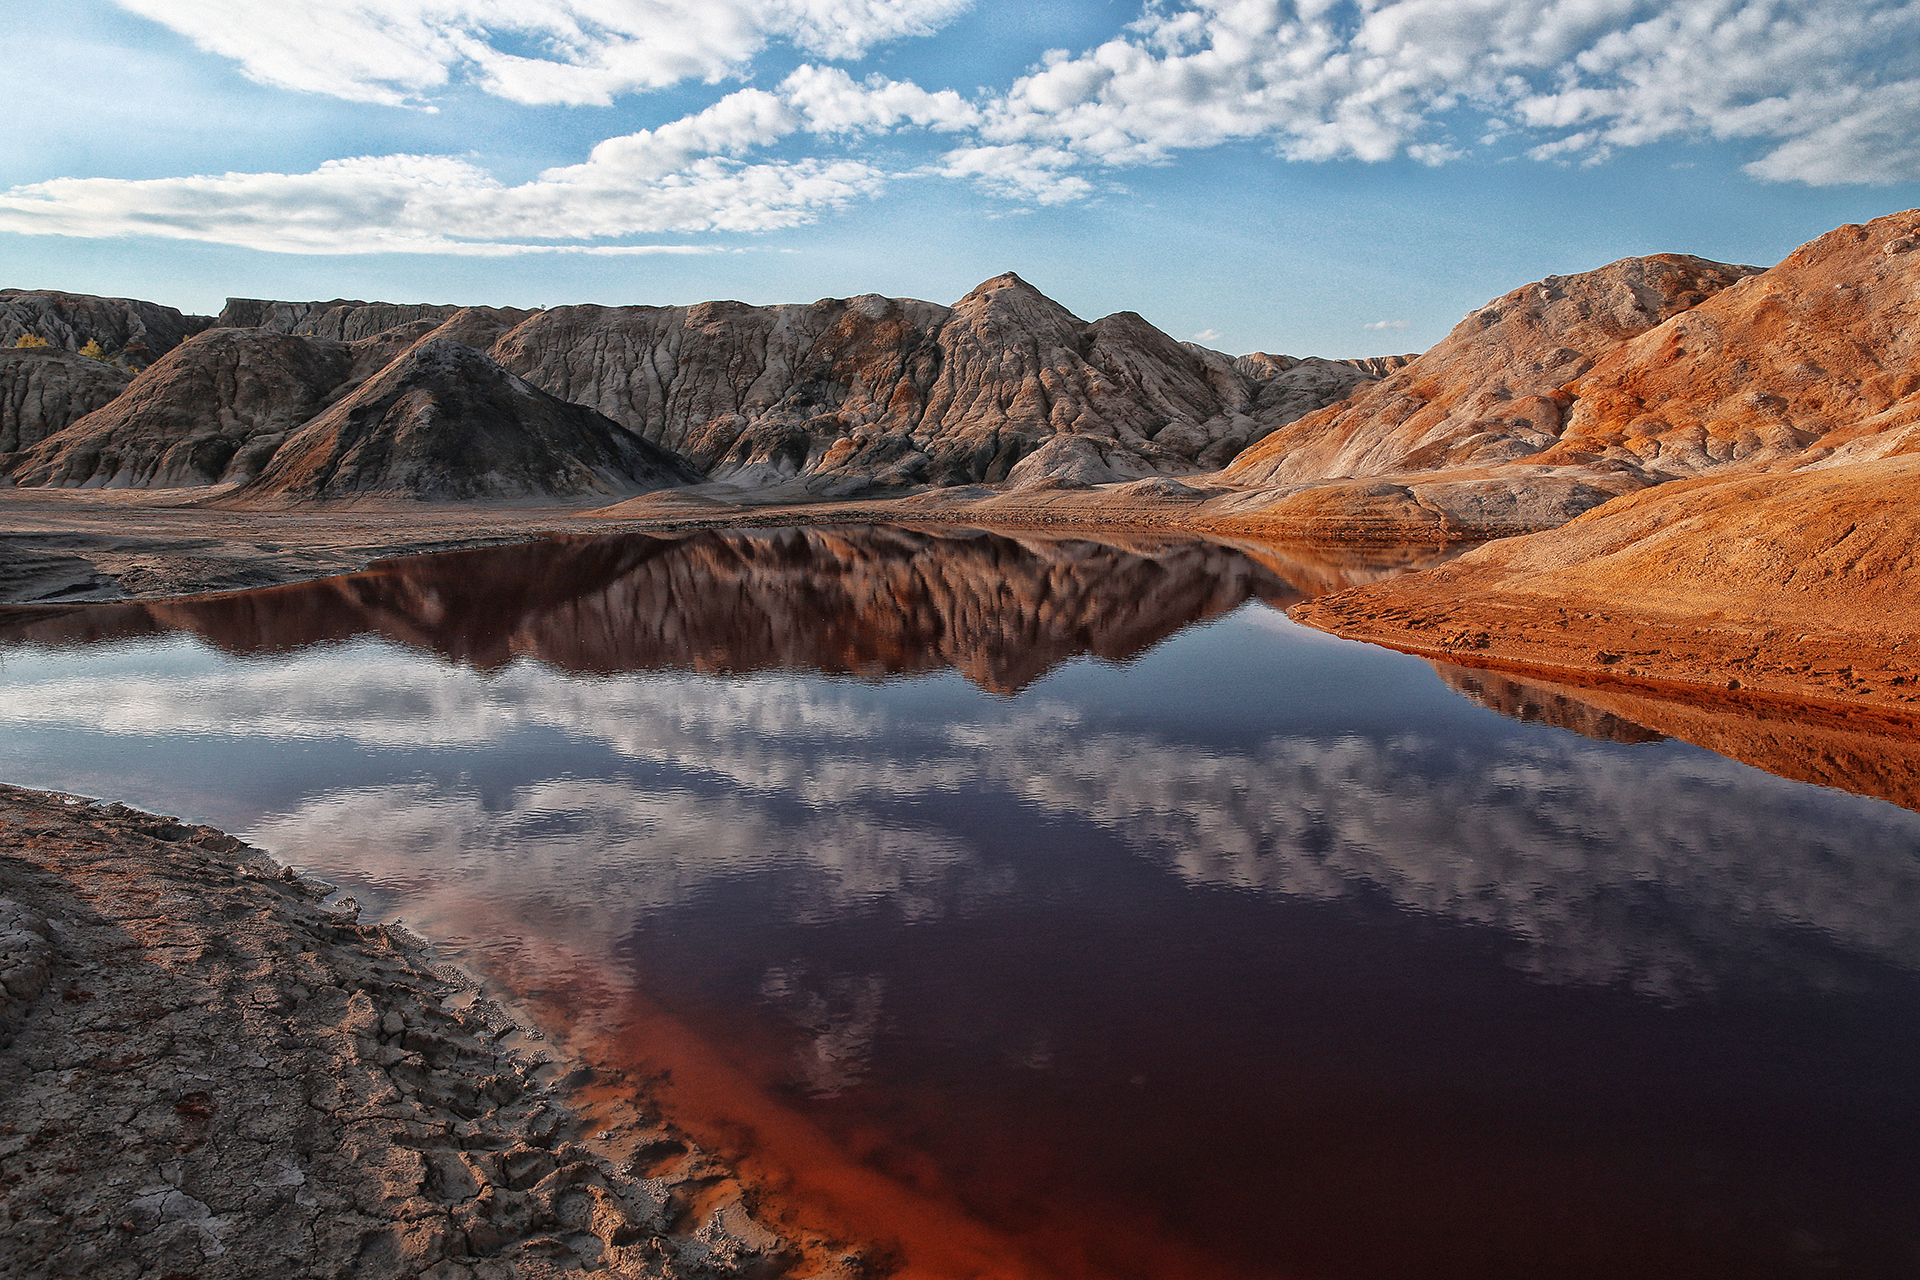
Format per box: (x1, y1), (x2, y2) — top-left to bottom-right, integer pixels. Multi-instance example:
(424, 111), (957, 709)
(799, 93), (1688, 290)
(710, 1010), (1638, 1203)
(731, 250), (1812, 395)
(13, 333), (49, 348)
(78, 339), (108, 360)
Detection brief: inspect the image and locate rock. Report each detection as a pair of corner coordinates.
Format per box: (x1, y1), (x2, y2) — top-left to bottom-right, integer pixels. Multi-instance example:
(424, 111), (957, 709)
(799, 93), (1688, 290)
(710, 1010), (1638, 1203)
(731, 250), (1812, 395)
(1220, 254), (1759, 487)
(1536, 210), (1920, 474)
(233, 338), (704, 502)
(487, 273), (1377, 491)
(1290, 453), (1920, 711)
(1005, 435), (1153, 488)
(8, 329), (367, 488)
(0, 289), (214, 360)
(0, 784), (809, 1279)
(215, 297), (480, 341)
(0, 346), (132, 454)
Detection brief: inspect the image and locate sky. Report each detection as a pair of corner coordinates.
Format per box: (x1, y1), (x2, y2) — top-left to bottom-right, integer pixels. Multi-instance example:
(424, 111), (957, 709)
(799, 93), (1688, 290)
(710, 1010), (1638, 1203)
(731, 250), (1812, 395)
(8, 0), (1920, 357)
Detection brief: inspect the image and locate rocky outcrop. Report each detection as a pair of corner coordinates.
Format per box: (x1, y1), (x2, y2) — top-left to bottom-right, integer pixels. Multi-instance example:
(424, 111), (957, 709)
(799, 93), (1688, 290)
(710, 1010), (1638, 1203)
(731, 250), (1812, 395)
(1291, 453), (1920, 712)
(215, 297), (489, 341)
(1220, 254), (1760, 488)
(1532, 210), (1920, 474)
(488, 274), (1378, 494)
(0, 289), (213, 360)
(0, 785), (809, 1279)
(8, 329), (368, 488)
(234, 338), (704, 502)
(0, 346), (131, 454)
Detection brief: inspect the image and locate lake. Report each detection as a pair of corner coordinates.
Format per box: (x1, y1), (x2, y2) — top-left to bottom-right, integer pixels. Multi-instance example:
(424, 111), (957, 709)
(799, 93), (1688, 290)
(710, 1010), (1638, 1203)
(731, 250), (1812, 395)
(3, 523), (1918, 1280)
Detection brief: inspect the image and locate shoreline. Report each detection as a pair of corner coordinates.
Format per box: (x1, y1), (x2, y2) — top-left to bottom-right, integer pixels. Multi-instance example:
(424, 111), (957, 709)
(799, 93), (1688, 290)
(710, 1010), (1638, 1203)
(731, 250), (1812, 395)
(1, 485), (1904, 724)
(0, 784), (867, 1280)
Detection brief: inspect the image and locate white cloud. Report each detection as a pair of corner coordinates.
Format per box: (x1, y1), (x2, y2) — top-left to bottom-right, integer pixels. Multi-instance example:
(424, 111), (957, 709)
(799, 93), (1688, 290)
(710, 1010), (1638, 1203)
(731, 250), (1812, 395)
(23, 0), (1920, 259)
(1362, 319), (1410, 331)
(111, 0), (975, 107)
(973, 0), (1920, 185)
(934, 144), (1094, 203)
(1189, 328), (1223, 343)
(0, 79), (897, 255)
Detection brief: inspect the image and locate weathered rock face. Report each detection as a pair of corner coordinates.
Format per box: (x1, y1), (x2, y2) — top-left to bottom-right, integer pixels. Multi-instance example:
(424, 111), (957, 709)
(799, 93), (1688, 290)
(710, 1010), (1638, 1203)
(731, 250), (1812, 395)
(1221, 254), (1760, 487)
(488, 274), (1378, 493)
(9, 329), (367, 488)
(1536, 210), (1920, 474)
(235, 338), (704, 502)
(215, 297), (494, 341)
(0, 289), (213, 359)
(0, 346), (131, 454)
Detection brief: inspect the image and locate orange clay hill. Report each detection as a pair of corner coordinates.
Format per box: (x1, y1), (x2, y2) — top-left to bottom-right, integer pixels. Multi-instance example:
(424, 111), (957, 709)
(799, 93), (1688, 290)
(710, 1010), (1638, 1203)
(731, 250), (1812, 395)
(1292, 209), (1920, 716)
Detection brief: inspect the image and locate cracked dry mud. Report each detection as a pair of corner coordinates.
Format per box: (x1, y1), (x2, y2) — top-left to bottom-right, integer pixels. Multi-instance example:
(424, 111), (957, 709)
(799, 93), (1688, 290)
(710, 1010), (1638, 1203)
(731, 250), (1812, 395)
(0, 784), (863, 1280)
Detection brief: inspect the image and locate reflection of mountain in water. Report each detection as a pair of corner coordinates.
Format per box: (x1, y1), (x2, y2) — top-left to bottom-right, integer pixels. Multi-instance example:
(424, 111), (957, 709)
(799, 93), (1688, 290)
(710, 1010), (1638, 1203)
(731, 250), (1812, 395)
(0, 525), (1451, 694)
(1431, 660), (1920, 813)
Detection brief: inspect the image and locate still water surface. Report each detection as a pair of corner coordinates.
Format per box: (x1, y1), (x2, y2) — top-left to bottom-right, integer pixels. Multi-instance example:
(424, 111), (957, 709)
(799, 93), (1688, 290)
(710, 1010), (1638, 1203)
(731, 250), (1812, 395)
(3, 525), (1919, 1280)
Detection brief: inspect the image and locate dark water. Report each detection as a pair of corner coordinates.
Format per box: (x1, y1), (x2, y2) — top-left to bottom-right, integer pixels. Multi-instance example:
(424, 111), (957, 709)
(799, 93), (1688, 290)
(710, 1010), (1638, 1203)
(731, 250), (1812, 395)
(4, 524), (1920, 1280)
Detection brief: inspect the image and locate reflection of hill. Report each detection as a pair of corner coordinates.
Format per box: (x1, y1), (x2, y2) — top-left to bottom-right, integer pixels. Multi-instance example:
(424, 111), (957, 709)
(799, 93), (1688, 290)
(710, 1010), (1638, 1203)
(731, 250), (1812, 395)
(1432, 663), (1667, 745)
(1430, 661), (1920, 814)
(0, 526), (1439, 694)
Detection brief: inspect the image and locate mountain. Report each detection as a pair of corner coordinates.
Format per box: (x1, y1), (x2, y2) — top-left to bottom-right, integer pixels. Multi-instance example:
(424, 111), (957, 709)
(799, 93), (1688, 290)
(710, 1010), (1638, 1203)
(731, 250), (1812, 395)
(0, 289), (213, 362)
(0, 276), (1396, 499)
(7, 324), (431, 488)
(1288, 208), (1920, 709)
(0, 346), (131, 456)
(1220, 254), (1760, 486)
(231, 337), (703, 502)
(487, 273), (1388, 494)
(215, 297), (500, 341)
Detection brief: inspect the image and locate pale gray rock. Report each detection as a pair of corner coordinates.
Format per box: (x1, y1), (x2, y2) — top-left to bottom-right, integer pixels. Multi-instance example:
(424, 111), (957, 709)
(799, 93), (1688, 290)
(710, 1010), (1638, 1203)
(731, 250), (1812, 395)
(0, 346), (132, 453)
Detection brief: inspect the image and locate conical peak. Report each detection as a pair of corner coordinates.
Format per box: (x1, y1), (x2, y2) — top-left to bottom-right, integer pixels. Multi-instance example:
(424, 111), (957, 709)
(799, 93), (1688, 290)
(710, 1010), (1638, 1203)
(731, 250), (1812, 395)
(951, 272), (1085, 333)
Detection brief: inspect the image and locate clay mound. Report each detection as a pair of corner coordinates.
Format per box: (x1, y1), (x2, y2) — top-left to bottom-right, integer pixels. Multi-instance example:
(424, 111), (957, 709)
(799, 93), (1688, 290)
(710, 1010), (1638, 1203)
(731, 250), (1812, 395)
(0, 289), (213, 360)
(4, 326), (421, 489)
(1537, 210), (1920, 474)
(0, 346), (131, 455)
(1221, 254), (1758, 487)
(1292, 453), (1920, 711)
(233, 337), (704, 502)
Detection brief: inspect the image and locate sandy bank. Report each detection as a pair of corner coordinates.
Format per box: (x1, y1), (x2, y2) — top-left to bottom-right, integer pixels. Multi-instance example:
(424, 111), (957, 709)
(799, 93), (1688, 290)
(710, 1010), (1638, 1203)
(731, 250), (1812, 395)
(0, 784), (860, 1279)
(1291, 456), (1920, 715)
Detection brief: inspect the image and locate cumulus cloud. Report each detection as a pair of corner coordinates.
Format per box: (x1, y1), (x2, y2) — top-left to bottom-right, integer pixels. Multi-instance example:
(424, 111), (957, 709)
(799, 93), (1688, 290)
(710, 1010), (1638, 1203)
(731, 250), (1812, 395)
(1189, 328), (1224, 343)
(0, 65), (994, 253)
(26, 0), (1920, 257)
(111, 0), (975, 107)
(974, 0), (1920, 184)
(1363, 319), (1410, 331)
(0, 74), (926, 253)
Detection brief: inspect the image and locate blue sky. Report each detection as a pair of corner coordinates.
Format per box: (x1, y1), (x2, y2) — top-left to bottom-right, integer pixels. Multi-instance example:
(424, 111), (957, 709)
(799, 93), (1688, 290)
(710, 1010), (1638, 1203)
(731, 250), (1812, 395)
(8, 0), (1920, 358)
